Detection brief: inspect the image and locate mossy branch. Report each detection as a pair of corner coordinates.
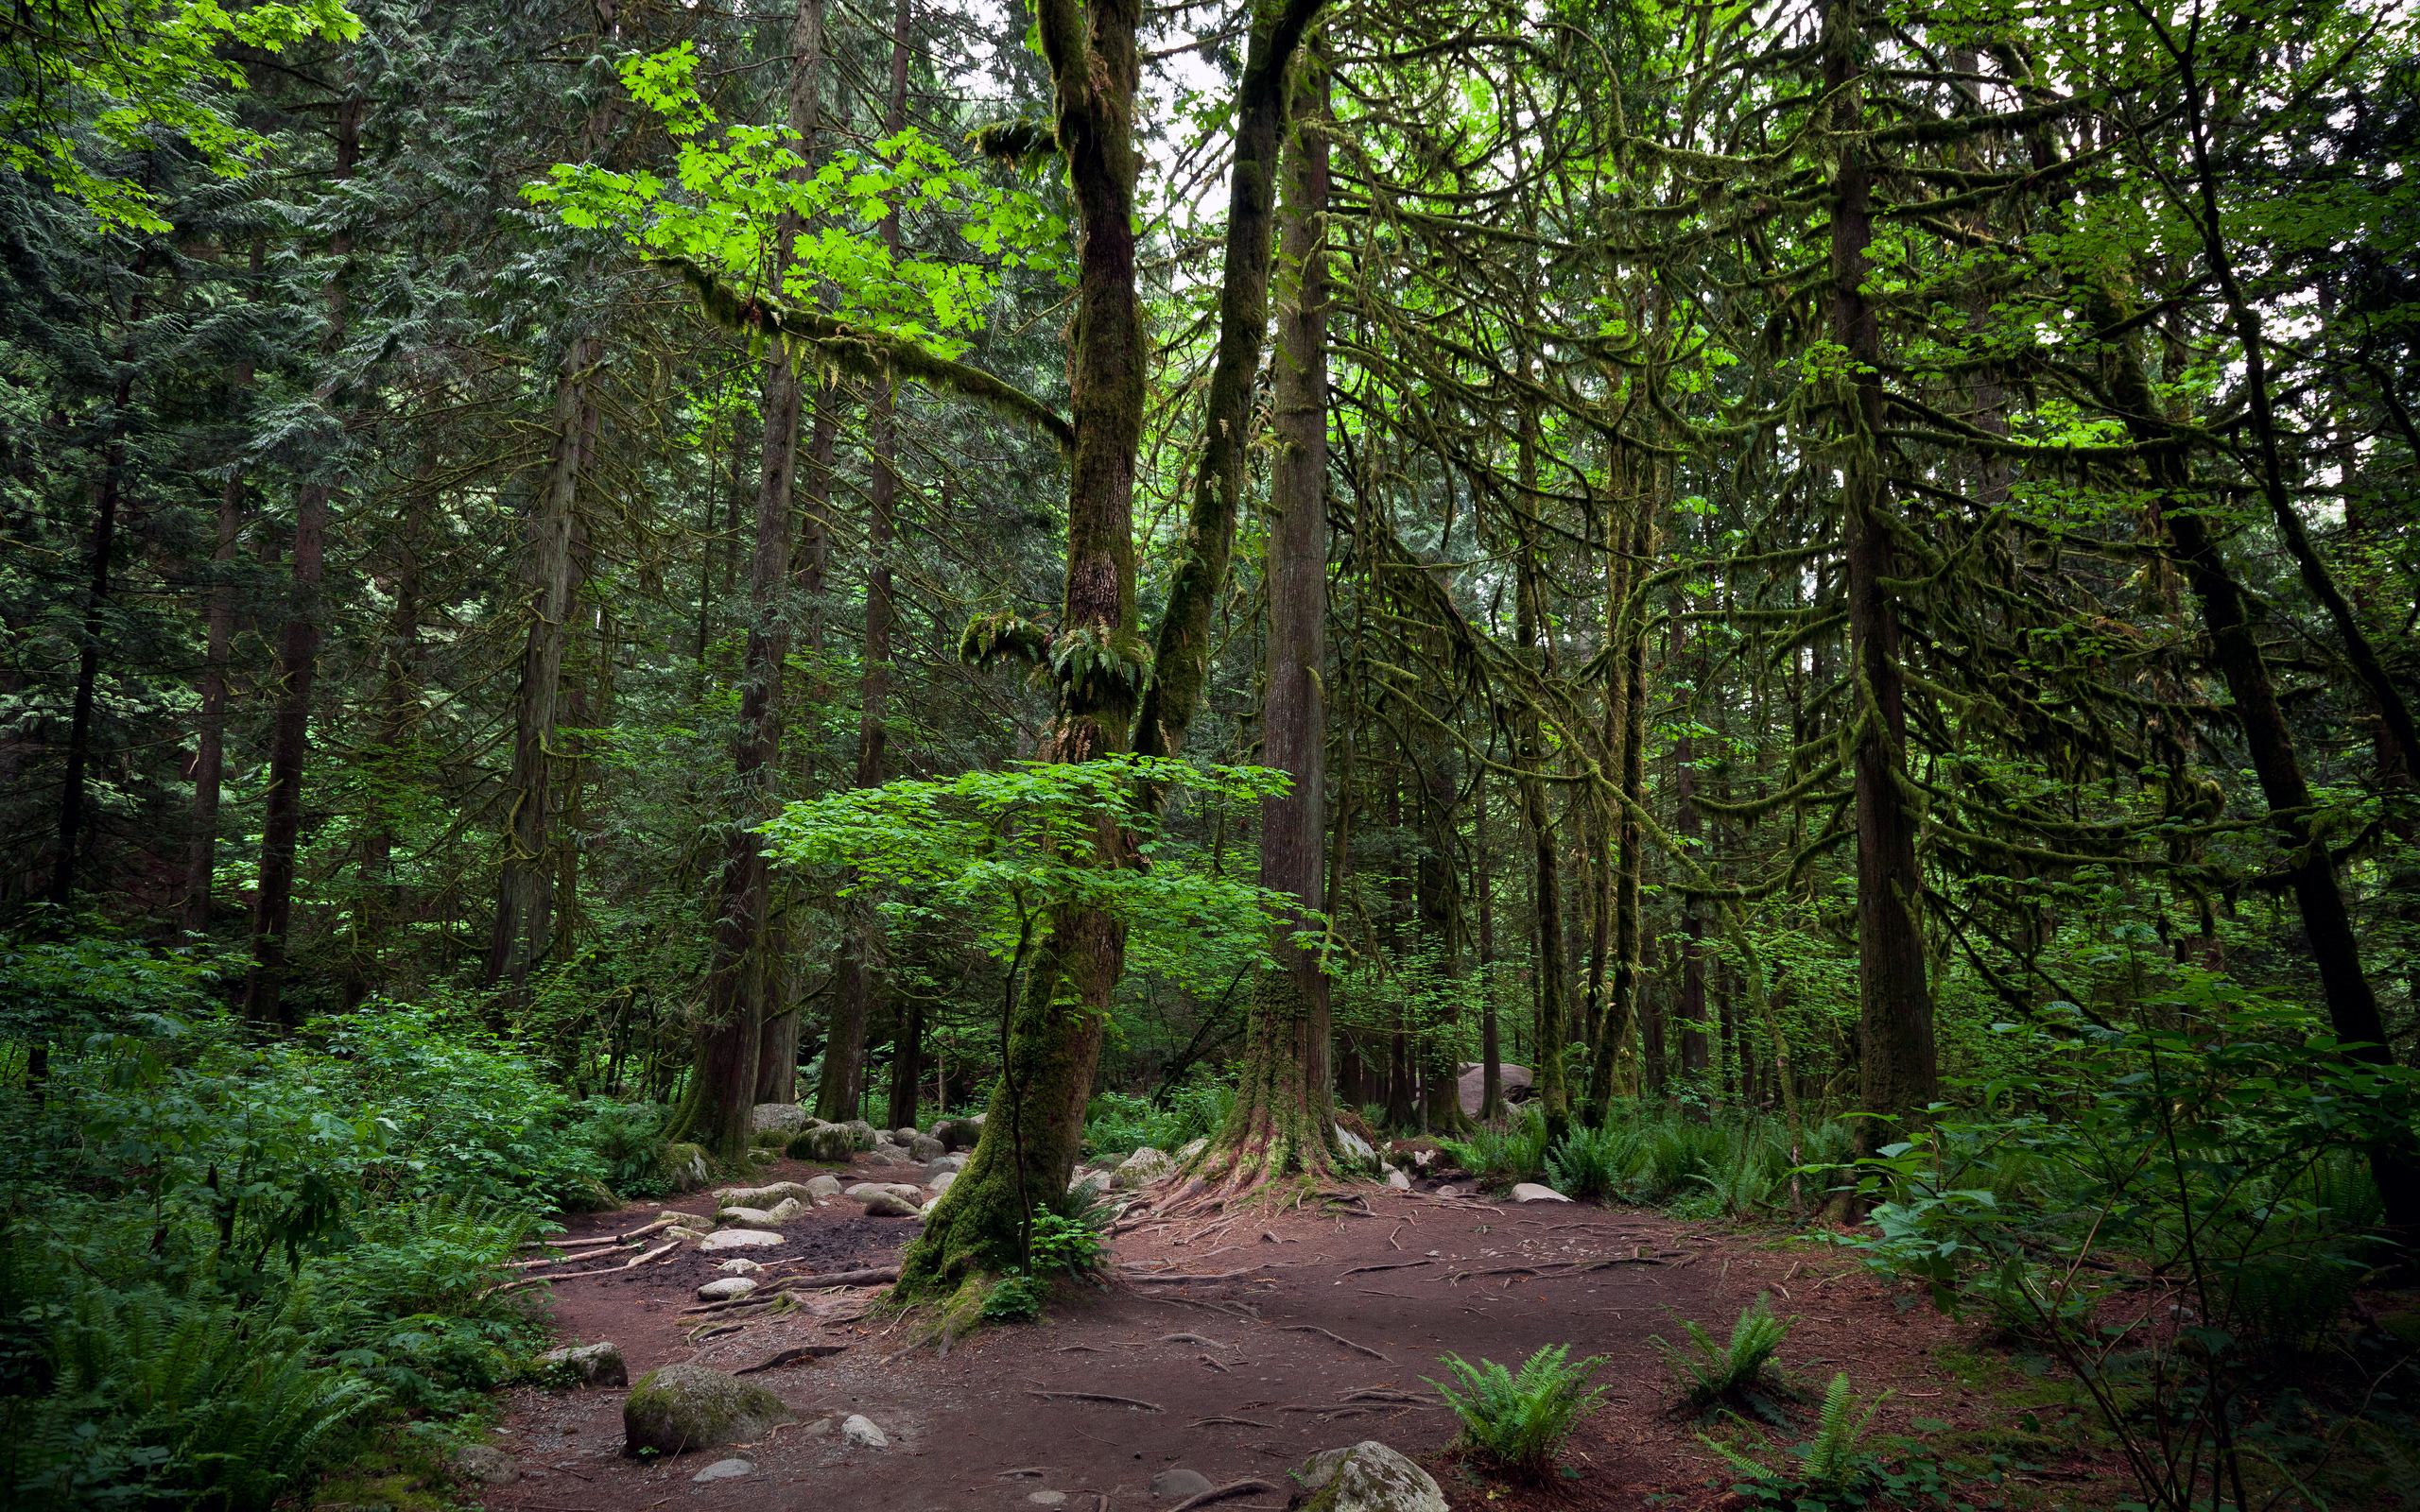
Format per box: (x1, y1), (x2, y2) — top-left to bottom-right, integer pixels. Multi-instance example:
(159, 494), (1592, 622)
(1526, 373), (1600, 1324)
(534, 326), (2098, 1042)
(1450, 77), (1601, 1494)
(650, 255), (1075, 455)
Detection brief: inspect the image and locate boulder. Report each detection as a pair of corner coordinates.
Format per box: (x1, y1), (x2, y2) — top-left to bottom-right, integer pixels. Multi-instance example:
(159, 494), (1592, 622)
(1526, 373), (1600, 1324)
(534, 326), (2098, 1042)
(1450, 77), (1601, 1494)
(845, 1181), (923, 1200)
(697, 1277), (758, 1301)
(1333, 1125), (1376, 1164)
(925, 1154), (966, 1182)
(1152, 1467), (1215, 1499)
(657, 1142), (710, 1194)
(749, 1128), (790, 1149)
(786, 1125), (858, 1163)
(892, 1125), (921, 1143)
(665, 1225), (711, 1244)
(928, 1170), (956, 1196)
(557, 1176), (621, 1213)
(715, 1181), (816, 1208)
(932, 1116), (983, 1151)
(752, 1102), (809, 1137)
(715, 1258), (764, 1275)
(1295, 1442), (1447, 1512)
(1177, 1137), (1209, 1163)
(1510, 1182), (1572, 1203)
(1111, 1146), (1177, 1189)
(861, 1191), (922, 1217)
(622, 1364), (794, 1456)
(453, 1444), (522, 1486)
(536, 1340), (627, 1389)
(865, 1147), (912, 1168)
(840, 1119), (879, 1148)
(691, 1458), (752, 1483)
(765, 1196), (806, 1223)
(716, 1206), (779, 1228)
(1386, 1168), (1411, 1191)
(840, 1414), (889, 1449)
(908, 1133), (946, 1161)
(698, 1228), (786, 1253)
(1456, 1061), (1532, 1116)
(1067, 1171), (1109, 1198)
(804, 1173), (842, 1199)
(746, 1147), (779, 1166)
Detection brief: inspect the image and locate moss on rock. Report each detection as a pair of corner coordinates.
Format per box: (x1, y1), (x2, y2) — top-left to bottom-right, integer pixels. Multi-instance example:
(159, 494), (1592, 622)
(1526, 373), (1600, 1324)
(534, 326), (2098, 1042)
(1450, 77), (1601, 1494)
(622, 1364), (793, 1456)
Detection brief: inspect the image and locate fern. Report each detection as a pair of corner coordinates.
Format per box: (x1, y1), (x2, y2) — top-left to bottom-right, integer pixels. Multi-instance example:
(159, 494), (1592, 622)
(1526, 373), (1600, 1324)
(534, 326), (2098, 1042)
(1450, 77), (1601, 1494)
(1426, 1343), (1611, 1480)
(1546, 1125), (1625, 1200)
(1654, 1294), (1795, 1421)
(1801, 1372), (1890, 1491)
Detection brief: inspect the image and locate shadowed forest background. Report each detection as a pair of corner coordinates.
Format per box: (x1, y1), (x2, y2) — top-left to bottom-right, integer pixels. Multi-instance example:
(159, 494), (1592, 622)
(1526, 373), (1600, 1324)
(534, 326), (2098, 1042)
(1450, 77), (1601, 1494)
(4, 0), (2419, 1505)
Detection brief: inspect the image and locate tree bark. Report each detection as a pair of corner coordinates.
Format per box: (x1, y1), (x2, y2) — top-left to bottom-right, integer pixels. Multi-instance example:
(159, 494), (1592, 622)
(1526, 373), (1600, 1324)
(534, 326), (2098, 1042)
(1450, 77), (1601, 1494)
(48, 362), (134, 916)
(246, 93), (362, 1023)
(1512, 414), (1571, 1140)
(1825, 2), (1936, 1161)
(682, 0), (827, 1158)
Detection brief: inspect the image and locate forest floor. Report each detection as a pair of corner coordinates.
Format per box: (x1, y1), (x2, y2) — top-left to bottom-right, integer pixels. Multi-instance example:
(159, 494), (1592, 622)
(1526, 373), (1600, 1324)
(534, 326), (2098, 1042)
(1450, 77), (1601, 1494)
(469, 1153), (2131, 1512)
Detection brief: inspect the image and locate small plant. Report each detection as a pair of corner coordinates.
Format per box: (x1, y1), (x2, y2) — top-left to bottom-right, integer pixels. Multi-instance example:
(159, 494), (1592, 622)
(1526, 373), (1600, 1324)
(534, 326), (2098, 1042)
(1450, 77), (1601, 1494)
(980, 1269), (1046, 1322)
(1656, 1294), (1794, 1422)
(1701, 1373), (1895, 1508)
(1442, 1107), (1551, 1186)
(1028, 1211), (1107, 1281)
(1427, 1343), (1611, 1480)
(1547, 1124), (1625, 1200)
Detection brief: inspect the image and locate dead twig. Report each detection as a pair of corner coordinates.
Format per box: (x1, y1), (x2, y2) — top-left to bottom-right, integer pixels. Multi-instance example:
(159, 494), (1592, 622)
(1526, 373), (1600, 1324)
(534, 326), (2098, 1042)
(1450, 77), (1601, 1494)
(1280, 1324), (1390, 1361)
(1336, 1260), (1431, 1278)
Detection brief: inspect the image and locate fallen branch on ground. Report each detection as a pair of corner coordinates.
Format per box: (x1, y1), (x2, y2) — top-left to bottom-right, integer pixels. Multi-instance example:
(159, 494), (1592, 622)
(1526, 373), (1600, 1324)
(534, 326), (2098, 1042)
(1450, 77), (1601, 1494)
(1281, 1324), (1390, 1361)
(1186, 1416), (1273, 1429)
(1118, 1267), (1263, 1283)
(679, 1266), (899, 1314)
(1024, 1389), (1165, 1412)
(733, 1344), (848, 1375)
(1337, 1260), (1431, 1278)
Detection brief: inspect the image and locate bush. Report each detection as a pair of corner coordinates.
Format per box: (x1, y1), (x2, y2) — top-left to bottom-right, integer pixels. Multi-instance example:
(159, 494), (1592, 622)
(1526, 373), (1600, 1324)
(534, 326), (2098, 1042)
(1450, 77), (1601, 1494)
(1443, 1107), (1550, 1186)
(1702, 1372), (1896, 1508)
(1547, 1124), (1626, 1200)
(1427, 1343), (1611, 1480)
(1655, 1294), (1793, 1422)
(1083, 1081), (1232, 1158)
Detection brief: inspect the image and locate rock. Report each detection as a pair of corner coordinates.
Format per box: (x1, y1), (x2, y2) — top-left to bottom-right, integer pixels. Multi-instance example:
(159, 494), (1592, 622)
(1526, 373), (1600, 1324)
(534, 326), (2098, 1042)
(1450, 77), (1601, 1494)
(1177, 1137), (1208, 1163)
(1431, 1185), (1460, 1199)
(716, 1205), (779, 1227)
(537, 1340), (628, 1388)
(1027, 1493), (1068, 1507)
(750, 1128), (790, 1149)
(840, 1414), (889, 1450)
(1457, 1061), (1532, 1116)
(865, 1147), (912, 1167)
(925, 1154), (966, 1181)
(1296, 1441), (1447, 1512)
(752, 1103), (809, 1135)
(841, 1119), (879, 1148)
(908, 1133), (946, 1161)
(1111, 1146), (1177, 1189)
(1067, 1171), (1109, 1198)
(932, 1116), (983, 1150)
(698, 1228), (786, 1252)
(1386, 1168), (1411, 1191)
(557, 1175), (621, 1212)
(622, 1364), (794, 1456)
(716, 1258), (763, 1275)
(665, 1225), (711, 1244)
(928, 1170), (956, 1196)
(1333, 1125), (1376, 1164)
(453, 1444), (522, 1486)
(697, 1277), (758, 1301)
(657, 1142), (710, 1193)
(1152, 1467), (1215, 1498)
(787, 1125), (858, 1163)
(893, 1125), (921, 1143)
(804, 1173), (842, 1199)
(691, 1458), (753, 1483)
(862, 1191), (922, 1217)
(716, 1181), (816, 1207)
(746, 1148), (778, 1165)
(1510, 1182), (1572, 1203)
(765, 1196), (806, 1223)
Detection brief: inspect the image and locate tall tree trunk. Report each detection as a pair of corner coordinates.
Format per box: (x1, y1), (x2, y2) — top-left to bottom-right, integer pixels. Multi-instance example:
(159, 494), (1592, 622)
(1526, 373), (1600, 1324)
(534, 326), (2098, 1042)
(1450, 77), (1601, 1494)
(839, 0), (913, 1127)
(682, 0), (827, 1158)
(1477, 770), (1504, 1120)
(903, 0), (1327, 1292)
(49, 360), (135, 916)
(246, 94), (362, 1023)
(1587, 464), (1651, 1125)
(484, 338), (599, 994)
(1825, 2), (1935, 1161)
(1512, 414), (1571, 1140)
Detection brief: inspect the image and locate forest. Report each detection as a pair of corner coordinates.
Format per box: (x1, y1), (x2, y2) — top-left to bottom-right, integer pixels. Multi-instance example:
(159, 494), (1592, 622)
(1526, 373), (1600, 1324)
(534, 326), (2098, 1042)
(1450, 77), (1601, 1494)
(3, 0), (2417, 1507)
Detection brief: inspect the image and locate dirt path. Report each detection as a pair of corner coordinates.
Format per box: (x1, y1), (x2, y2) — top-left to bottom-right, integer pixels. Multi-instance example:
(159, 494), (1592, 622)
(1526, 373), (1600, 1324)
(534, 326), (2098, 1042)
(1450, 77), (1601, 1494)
(471, 1158), (2103, 1511)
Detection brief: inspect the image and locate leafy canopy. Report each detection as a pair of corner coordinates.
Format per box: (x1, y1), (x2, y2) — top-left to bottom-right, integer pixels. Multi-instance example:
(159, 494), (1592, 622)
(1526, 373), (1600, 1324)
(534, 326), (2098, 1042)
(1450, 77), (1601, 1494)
(523, 43), (1066, 357)
(758, 758), (1304, 997)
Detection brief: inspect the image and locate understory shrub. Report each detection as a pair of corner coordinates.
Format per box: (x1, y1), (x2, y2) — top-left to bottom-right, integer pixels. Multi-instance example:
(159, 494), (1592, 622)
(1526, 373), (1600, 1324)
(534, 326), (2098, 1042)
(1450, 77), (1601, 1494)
(1657, 1295), (1795, 1423)
(1083, 1080), (1233, 1158)
(1429, 1343), (1611, 1479)
(1442, 1106), (1551, 1185)
(1702, 1372), (1898, 1508)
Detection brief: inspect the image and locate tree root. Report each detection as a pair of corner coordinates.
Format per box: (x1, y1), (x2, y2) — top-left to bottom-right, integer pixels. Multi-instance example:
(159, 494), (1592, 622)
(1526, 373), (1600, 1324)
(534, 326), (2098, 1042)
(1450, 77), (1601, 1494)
(1281, 1323), (1390, 1360)
(1165, 1478), (1280, 1512)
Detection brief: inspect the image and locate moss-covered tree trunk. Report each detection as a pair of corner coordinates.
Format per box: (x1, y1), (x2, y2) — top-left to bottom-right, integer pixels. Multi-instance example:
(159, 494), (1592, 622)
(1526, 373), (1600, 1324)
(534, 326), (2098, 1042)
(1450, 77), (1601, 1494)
(896, 0), (1150, 1298)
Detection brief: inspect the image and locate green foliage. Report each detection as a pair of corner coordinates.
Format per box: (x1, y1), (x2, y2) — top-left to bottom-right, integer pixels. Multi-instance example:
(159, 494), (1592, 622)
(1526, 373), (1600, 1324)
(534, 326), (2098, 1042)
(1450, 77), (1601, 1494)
(979, 1269), (1046, 1323)
(762, 758), (1301, 998)
(0, 0), (362, 230)
(1084, 1082), (1231, 1158)
(1027, 1211), (1106, 1281)
(1443, 1107), (1551, 1186)
(524, 43), (1066, 357)
(1656, 1295), (1795, 1423)
(1426, 1343), (1612, 1480)
(1546, 1123), (1624, 1200)
(1699, 1373), (1898, 1510)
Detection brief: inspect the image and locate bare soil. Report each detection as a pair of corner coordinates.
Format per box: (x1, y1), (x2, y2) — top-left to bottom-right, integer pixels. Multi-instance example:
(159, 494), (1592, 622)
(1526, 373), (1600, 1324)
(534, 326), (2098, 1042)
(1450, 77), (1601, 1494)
(470, 1154), (2130, 1512)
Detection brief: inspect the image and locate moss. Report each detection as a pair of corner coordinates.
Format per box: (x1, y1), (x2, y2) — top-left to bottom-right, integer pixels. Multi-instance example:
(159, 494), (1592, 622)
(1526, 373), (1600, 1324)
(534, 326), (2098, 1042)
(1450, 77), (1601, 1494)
(622, 1364), (792, 1456)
